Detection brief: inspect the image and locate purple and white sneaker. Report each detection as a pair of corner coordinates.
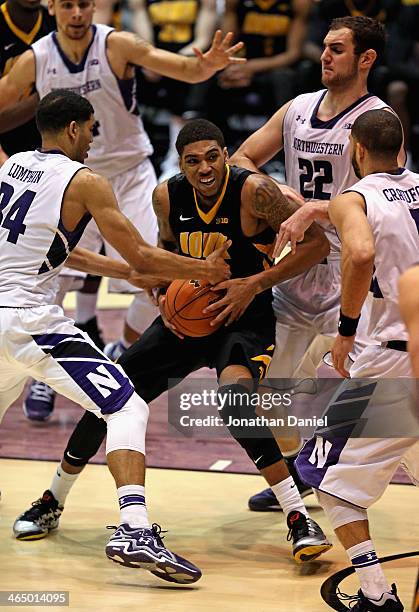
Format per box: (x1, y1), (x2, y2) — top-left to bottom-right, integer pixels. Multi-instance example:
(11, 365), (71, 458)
(105, 523), (202, 584)
(23, 381), (56, 421)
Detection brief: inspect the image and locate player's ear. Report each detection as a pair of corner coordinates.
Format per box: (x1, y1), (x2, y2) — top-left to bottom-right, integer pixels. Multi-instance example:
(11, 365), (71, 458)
(48, 0), (55, 16)
(223, 147), (229, 162)
(360, 48), (377, 71)
(68, 120), (78, 141)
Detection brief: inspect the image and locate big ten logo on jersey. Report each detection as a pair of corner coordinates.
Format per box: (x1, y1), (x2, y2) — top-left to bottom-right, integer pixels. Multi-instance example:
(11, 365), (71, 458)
(148, 0), (198, 44)
(179, 231), (229, 258)
(216, 217), (228, 224)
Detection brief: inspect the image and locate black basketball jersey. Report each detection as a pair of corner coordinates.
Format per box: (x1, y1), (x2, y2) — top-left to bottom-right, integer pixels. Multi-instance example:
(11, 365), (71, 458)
(237, 0), (293, 58)
(0, 3), (55, 155)
(168, 164), (276, 316)
(146, 0), (199, 53)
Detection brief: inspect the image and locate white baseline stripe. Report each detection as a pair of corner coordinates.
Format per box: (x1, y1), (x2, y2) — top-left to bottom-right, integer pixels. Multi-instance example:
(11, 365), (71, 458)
(209, 460), (232, 471)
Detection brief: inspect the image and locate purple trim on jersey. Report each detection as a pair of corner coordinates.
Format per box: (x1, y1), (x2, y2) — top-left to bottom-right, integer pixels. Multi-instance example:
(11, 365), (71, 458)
(295, 436), (348, 490)
(56, 359), (135, 414)
(311, 92), (375, 130)
(119, 495), (146, 509)
(336, 382), (377, 402)
(104, 29), (139, 116)
(409, 209), (419, 234)
(33, 331), (135, 414)
(33, 332), (85, 346)
(52, 25), (97, 74)
(36, 148), (67, 157)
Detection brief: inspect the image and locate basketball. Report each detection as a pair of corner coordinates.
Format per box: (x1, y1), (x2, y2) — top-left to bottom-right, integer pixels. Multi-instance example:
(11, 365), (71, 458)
(164, 279), (224, 337)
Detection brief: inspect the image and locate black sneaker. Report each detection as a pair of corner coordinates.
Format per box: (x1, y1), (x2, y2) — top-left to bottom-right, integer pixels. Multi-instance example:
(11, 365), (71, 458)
(13, 490), (63, 541)
(286, 510), (332, 563)
(338, 583), (404, 611)
(248, 454), (313, 512)
(76, 316), (105, 350)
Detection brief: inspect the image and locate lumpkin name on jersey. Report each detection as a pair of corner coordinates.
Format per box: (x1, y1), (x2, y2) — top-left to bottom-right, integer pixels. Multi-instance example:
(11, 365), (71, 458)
(7, 164), (44, 184)
(293, 138), (344, 156)
(53, 79), (101, 97)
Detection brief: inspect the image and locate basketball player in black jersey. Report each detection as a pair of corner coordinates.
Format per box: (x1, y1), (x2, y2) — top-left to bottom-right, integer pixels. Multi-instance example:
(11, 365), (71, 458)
(13, 119), (333, 564)
(0, 0), (55, 156)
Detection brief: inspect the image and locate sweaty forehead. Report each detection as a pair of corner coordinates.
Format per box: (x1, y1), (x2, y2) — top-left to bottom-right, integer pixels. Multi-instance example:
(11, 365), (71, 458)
(324, 28), (354, 47)
(182, 140), (222, 158)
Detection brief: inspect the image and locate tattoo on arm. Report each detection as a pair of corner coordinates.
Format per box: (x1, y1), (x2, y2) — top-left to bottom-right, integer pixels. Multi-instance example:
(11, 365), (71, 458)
(152, 187), (178, 252)
(253, 177), (299, 232)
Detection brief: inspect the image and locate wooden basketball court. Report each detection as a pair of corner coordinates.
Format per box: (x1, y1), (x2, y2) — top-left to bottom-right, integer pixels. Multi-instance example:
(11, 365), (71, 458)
(0, 458), (417, 611)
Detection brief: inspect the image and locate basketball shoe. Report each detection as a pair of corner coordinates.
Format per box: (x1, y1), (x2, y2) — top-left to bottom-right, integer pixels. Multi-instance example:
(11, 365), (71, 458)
(248, 455), (313, 511)
(286, 510), (332, 563)
(338, 584), (403, 611)
(23, 381), (56, 421)
(106, 523), (202, 584)
(13, 490), (63, 540)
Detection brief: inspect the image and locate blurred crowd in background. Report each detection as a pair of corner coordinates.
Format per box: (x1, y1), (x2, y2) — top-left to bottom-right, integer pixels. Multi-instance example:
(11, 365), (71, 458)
(2, 0), (419, 178)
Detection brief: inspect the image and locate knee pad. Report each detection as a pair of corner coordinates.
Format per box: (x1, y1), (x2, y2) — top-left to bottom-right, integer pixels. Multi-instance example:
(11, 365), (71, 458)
(105, 392), (149, 456)
(316, 490), (368, 530)
(218, 384), (283, 470)
(64, 410), (107, 467)
(126, 292), (159, 335)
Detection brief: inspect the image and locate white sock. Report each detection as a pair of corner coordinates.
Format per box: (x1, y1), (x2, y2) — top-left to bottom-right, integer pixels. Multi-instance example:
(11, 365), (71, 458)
(75, 292), (98, 324)
(50, 465), (79, 506)
(348, 541), (391, 600)
(271, 476), (308, 518)
(118, 485), (150, 528)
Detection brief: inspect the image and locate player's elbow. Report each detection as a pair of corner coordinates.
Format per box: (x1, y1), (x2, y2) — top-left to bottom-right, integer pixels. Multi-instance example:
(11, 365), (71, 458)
(349, 243), (375, 268)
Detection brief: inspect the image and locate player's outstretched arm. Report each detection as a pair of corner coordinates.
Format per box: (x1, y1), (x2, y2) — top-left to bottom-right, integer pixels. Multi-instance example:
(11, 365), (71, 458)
(229, 101), (291, 171)
(399, 266), (419, 378)
(206, 175), (329, 325)
(68, 170), (230, 284)
(0, 50), (35, 111)
(109, 29), (245, 84)
(329, 192), (375, 376)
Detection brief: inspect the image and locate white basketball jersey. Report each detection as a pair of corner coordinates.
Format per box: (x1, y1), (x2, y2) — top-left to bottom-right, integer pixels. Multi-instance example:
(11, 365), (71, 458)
(0, 150), (88, 307)
(283, 89), (389, 252)
(273, 90), (389, 312)
(32, 25), (153, 178)
(346, 169), (419, 342)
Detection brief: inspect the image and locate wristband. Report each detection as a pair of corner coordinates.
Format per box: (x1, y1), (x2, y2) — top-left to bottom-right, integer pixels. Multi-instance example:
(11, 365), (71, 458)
(338, 310), (360, 337)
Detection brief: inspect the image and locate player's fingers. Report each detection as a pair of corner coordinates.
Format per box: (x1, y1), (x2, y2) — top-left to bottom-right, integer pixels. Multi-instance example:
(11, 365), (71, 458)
(226, 57), (247, 64)
(211, 304), (232, 325)
(220, 31), (234, 47)
(226, 41), (244, 54)
(193, 47), (204, 60)
(273, 229), (289, 258)
(204, 295), (228, 312)
(211, 29), (223, 47)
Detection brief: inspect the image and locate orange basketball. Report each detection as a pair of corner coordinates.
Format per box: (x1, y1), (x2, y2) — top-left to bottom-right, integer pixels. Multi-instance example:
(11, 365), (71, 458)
(164, 279), (224, 337)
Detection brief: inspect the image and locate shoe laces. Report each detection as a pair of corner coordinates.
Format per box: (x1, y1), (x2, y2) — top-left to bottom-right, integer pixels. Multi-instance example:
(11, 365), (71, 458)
(336, 587), (362, 608)
(286, 512), (308, 541)
(28, 382), (55, 402)
(21, 492), (57, 521)
(106, 523), (168, 546)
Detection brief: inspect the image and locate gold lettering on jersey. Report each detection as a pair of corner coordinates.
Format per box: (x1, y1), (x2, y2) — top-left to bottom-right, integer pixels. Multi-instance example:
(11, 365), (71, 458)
(253, 242), (274, 270)
(242, 12), (290, 37)
(216, 217), (229, 224)
(180, 231), (228, 258)
(149, 0), (198, 43)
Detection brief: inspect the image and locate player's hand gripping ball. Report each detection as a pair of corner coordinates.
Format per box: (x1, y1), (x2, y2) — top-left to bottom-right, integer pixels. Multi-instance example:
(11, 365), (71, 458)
(164, 279), (224, 337)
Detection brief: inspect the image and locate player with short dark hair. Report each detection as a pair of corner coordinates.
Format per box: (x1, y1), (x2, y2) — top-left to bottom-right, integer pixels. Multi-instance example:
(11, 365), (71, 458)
(296, 109), (419, 611)
(1, 90), (232, 583)
(13, 118), (334, 565)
